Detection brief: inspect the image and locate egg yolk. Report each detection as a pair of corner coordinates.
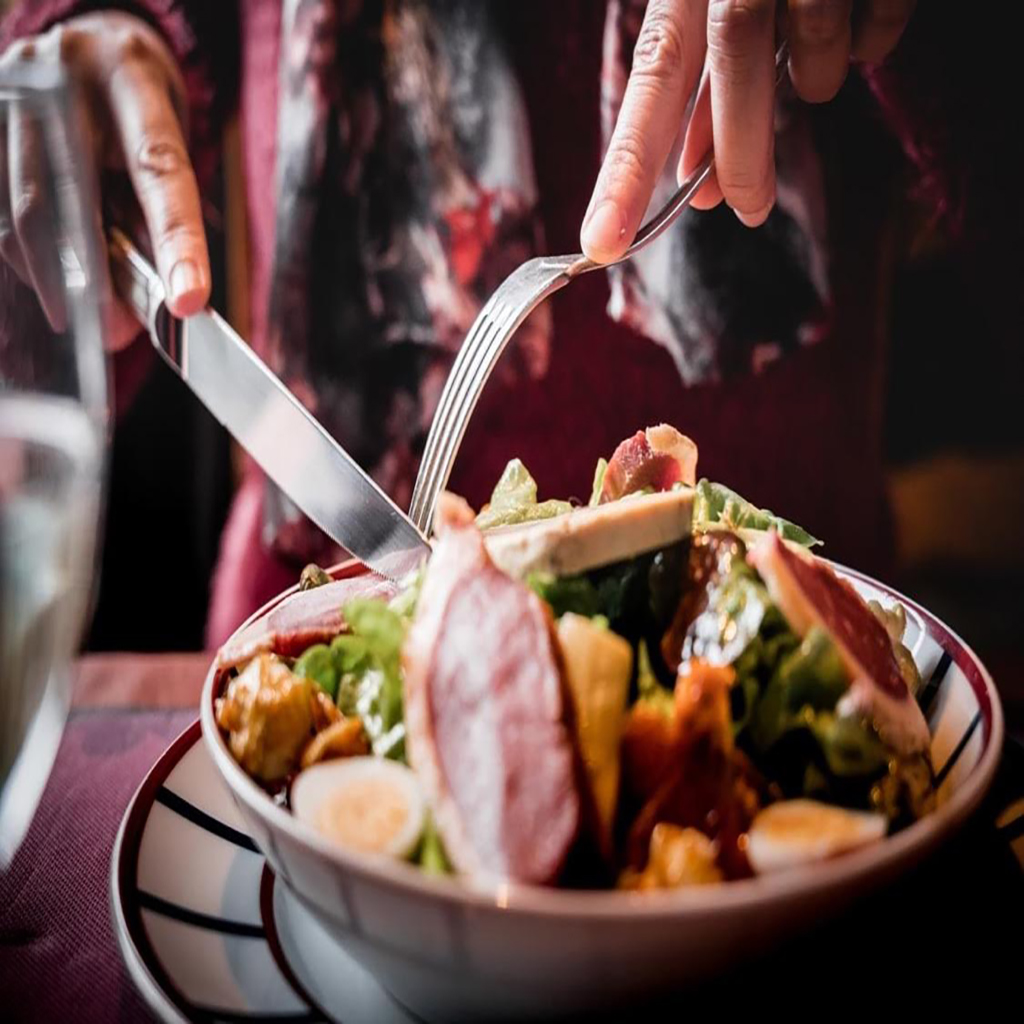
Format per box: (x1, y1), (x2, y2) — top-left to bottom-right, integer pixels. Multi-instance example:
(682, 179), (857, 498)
(314, 777), (409, 853)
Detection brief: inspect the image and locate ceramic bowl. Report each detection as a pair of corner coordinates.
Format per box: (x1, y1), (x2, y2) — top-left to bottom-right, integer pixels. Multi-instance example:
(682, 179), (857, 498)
(200, 560), (1003, 1022)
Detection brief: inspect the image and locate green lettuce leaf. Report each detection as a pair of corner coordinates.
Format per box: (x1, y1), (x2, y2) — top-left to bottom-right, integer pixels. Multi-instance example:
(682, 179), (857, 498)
(416, 814), (453, 874)
(870, 753), (936, 823)
(304, 598), (407, 761)
(682, 560), (890, 794)
(747, 626), (892, 798)
(775, 628), (849, 713)
(726, 623), (797, 735)
(675, 555), (792, 735)
(588, 457), (608, 507)
(636, 639), (674, 717)
(809, 712), (891, 779)
(868, 599), (922, 697)
(475, 459), (572, 530)
(692, 479), (821, 547)
(750, 627), (850, 752)
(292, 644), (339, 701)
(387, 565), (424, 621)
(527, 552), (654, 631)
(527, 573), (602, 619)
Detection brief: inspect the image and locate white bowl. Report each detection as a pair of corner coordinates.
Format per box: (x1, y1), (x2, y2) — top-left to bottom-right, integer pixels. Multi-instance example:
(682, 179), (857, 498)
(200, 560), (1003, 1022)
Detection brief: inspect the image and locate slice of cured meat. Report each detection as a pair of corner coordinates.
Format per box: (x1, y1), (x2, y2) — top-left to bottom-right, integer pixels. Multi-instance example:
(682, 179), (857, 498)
(749, 532), (930, 755)
(403, 520), (582, 884)
(599, 425), (698, 503)
(217, 574), (398, 668)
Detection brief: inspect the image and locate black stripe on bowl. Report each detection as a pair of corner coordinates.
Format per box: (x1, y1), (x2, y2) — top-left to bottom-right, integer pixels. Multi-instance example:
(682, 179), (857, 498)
(156, 786), (259, 854)
(188, 1005), (323, 1023)
(934, 710), (983, 788)
(137, 890), (265, 939)
(918, 650), (952, 720)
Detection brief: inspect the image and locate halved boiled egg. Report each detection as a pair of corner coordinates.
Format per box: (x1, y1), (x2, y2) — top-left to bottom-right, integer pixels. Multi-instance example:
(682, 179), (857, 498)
(746, 799), (887, 875)
(291, 757), (425, 860)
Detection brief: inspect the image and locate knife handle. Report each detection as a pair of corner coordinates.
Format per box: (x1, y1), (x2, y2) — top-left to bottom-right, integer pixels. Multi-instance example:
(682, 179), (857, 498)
(107, 227), (184, 369)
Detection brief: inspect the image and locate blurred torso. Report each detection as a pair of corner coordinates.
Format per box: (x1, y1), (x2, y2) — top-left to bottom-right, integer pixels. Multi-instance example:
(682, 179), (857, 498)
(214, 0), (897, 643)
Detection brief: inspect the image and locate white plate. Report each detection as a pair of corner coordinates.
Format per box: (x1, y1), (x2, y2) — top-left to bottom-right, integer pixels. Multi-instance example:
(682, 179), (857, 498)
(110, 720), (416, 1024)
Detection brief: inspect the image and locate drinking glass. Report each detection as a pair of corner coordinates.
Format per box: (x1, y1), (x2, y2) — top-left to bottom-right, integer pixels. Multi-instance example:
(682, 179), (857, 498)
(0, 60), (107, 865)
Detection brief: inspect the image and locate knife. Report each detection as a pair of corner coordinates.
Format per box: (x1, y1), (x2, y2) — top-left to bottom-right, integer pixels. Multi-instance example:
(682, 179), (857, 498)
(107, 228), (430, 583)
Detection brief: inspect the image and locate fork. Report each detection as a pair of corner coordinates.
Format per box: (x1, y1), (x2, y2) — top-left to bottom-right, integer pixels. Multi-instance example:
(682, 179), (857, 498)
(409, 44), (790, 535)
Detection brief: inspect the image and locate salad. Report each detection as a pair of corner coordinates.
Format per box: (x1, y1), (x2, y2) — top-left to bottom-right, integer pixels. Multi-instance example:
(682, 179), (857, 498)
(215, 425), (935, 890)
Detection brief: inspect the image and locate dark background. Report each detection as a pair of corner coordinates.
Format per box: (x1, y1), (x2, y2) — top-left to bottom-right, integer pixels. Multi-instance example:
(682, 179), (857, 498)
(85, 203), (233, 653)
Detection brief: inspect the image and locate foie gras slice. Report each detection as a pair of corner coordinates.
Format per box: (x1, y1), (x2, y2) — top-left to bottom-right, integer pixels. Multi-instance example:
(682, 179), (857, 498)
(483, 488), (694, 579)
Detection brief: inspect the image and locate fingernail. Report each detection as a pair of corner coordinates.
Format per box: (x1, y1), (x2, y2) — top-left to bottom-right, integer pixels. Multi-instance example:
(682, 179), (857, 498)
(735, 200), (775, 228)
(169, 259), (202, 304)
(581, 199), (626, 260)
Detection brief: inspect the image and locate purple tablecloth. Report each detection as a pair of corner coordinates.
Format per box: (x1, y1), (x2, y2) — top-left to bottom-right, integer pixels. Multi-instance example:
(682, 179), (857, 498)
(1, 707), (193, 1022)
(1, 654), (208, 1024)
(2, 655), (1023, 1022)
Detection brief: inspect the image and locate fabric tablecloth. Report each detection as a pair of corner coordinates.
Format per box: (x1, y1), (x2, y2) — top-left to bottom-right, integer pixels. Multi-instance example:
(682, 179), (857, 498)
(1, 653), (1023, 1022)
(1, 655), (208, 1023)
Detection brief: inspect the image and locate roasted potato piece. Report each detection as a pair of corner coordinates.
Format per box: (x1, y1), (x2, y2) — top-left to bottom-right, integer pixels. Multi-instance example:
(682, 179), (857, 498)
(300, 717), (369, 769)
(620, 823), (723, 889)
(625, 662), (757, 878)
(620, 662), (734, 808)
(674, 662), (734, 754)
(216, 655), (333, 782)
(620, 703), (679, 806)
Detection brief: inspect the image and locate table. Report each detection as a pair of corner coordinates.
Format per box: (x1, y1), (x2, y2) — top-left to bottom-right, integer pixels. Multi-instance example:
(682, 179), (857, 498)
(0, 654), (208, 1023)
(1, 654), (1022, 1022)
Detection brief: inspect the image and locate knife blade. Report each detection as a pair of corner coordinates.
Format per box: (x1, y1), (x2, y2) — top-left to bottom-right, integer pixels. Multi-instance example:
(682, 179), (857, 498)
(107, 228), (430, 583)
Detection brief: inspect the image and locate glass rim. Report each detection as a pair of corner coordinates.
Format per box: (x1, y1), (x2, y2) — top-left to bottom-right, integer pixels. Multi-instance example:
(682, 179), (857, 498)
(0, 56), (108, 428)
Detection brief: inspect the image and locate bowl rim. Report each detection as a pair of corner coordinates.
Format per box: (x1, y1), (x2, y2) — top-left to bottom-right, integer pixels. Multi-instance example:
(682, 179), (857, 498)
(200, 558), (1004, 920)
